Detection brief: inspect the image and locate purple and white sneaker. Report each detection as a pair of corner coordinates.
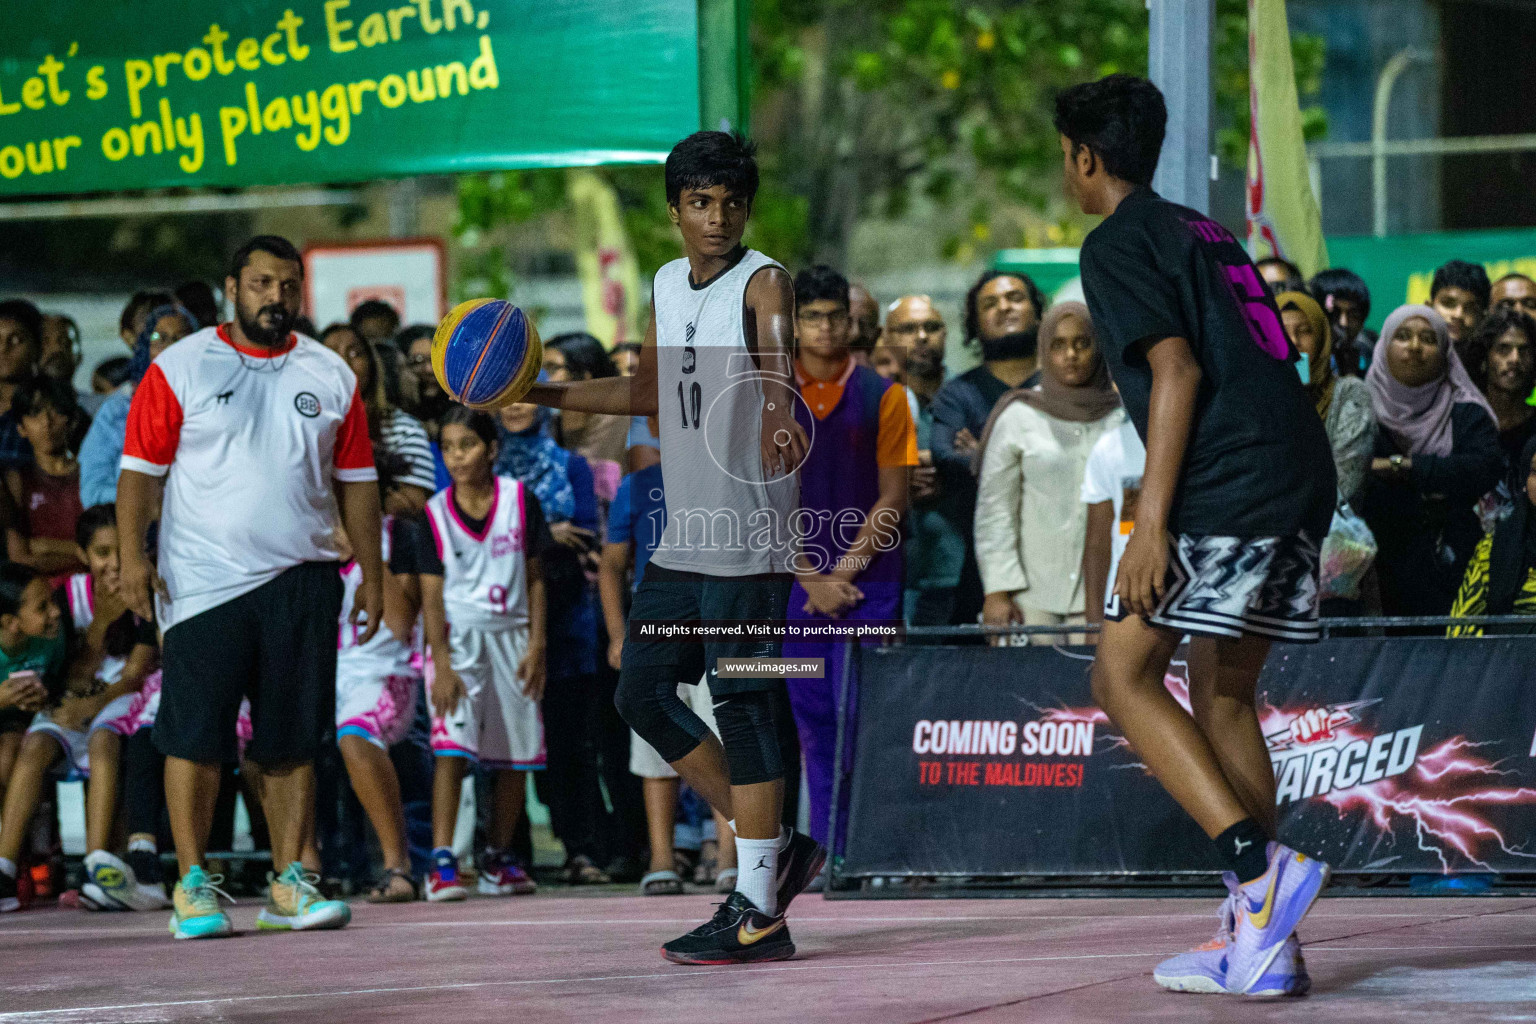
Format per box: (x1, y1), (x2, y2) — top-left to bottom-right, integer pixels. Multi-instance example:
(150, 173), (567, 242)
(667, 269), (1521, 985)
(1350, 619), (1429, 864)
(1155, 873), (1311, 997)
(1247, 935), (1310, 997)
(1225, 842), (1329, 995)
(1153, 873), (1240, 994)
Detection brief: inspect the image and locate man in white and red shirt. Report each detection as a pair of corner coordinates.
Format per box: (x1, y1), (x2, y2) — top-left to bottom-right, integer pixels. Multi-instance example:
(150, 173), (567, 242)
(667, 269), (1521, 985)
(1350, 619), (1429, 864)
(118, 235), (385, 940)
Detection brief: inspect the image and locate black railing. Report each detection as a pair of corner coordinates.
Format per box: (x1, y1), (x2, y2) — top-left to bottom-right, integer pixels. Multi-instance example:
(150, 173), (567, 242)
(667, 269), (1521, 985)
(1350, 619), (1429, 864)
(899, 614), (1535, 641)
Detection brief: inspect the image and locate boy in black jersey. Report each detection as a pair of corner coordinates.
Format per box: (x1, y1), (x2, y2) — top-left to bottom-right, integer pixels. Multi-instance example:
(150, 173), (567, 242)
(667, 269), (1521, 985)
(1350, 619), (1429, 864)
(1056, 75), (1334, 997)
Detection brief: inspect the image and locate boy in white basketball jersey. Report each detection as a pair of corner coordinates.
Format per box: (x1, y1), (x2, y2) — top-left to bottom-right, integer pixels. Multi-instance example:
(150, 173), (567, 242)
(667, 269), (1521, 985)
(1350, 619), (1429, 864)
(527, 132), (830, 964)
(419, 408), (550, 902)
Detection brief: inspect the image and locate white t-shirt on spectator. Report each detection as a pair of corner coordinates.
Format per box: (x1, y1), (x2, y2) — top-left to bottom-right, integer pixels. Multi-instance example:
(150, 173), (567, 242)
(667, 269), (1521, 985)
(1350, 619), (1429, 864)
(121, 325), (376, 630)
(1079, 418), (1146, 609)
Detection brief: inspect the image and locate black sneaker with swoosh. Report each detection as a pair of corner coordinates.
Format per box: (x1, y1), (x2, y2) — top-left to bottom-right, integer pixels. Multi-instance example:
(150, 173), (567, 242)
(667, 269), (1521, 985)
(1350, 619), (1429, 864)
(661, 891), (795, 965)
(776, 830), (827, 912)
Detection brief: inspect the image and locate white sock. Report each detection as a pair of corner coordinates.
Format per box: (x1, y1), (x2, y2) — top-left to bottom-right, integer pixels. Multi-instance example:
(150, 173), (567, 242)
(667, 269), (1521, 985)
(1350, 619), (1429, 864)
(733, 835), (779, 916)
(729, 821), (791, 849)
(0, 856), (14, 879)
(127, 837), (156, 855)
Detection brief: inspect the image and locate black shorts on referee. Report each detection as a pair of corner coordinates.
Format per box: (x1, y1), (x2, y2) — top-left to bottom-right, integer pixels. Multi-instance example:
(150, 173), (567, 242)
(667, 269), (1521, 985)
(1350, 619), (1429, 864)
(155, 561), (343, 765)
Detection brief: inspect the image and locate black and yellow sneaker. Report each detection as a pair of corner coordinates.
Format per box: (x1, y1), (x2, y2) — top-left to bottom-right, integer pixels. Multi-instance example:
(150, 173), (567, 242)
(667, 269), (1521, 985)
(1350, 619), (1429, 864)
(776, 830), (827, 913)
(661, 891), (795, 965)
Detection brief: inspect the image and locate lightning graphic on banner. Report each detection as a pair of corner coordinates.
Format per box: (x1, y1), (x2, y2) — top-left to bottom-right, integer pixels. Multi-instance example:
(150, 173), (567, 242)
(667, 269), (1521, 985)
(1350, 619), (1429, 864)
(1305, 732), (1536, 872)
(1018, 660), (1536, 871)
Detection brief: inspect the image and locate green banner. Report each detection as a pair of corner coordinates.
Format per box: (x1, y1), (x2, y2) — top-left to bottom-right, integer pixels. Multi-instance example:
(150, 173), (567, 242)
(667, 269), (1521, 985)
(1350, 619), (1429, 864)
(997, 228), (1536, 332)
(0, 0), (702, 197)
(1328, 230), (1536, 330)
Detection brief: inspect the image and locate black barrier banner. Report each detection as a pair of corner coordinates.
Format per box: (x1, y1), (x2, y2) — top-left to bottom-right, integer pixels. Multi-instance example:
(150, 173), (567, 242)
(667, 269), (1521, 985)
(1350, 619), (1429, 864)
(844, 637), (1536, 877)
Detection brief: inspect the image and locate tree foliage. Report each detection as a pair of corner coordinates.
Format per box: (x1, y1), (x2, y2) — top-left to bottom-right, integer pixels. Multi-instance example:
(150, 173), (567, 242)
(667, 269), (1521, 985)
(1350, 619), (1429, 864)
(452, 0), (1327, 292)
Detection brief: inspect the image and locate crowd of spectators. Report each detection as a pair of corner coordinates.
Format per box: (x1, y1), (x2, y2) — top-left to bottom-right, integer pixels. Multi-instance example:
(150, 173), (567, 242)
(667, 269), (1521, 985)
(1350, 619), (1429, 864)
(0, 245), (1530, 908)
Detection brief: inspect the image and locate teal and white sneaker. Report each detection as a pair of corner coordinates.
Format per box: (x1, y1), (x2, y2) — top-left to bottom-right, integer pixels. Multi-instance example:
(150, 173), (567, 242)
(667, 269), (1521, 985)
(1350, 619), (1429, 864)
(257, 862), (351, 931)
(83, 850), (171, 911)
(168, 866), (235, 940)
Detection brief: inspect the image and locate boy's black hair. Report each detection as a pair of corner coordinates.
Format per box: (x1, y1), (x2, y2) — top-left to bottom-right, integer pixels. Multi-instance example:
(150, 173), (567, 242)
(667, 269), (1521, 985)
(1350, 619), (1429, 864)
(228, 235), (303, 282)
(963, 270), (1047, 343)
(548, 332), (619, 380)
(75, 503), (117, 552)
(11, 374), (79, 423)
(0, 562), (39, 618)
(173, 281), (218, 330)
(1464, 306), (1536, 391)
(793, 265), (851, 311)
(394, 323), (436, 352)
(1309, 267), (1371, 318)
(319, 322), (355, 345)
(1052, 74), (1167, 188)
(665, 130), (760, 207)
(0, 299), (44, 346)
(440, 405), (498, 446)
(93, 355), (132, 390)
(119, 290), (176, 337)
(350, 299), (401, 334)
(1256, 257), (1305, 294)
(1431, 259), (1492, 308)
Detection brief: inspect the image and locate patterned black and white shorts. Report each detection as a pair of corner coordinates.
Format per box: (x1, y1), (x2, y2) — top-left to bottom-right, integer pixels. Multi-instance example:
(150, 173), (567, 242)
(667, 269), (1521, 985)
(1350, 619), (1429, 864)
(1105, 532), (1321, 643)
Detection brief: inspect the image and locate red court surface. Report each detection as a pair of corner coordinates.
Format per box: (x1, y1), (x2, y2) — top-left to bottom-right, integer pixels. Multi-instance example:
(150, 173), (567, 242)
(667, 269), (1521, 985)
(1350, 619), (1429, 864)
(2, 892), (1534, 1022)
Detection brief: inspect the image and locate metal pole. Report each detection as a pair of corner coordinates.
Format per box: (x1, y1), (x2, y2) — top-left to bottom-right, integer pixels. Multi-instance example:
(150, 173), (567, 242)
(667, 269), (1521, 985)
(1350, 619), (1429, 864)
(1372, 48), (1430, 238)
(388, 178), (419, 237)
(826, 640), (857, 882)
(1148, 0), (1213, 214)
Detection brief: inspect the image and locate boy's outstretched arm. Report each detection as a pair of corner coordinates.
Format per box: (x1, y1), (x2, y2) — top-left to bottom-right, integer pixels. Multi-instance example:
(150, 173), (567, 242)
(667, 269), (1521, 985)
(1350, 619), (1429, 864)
(525, 309), (659, 417)
(1113, 337), (1200, 618)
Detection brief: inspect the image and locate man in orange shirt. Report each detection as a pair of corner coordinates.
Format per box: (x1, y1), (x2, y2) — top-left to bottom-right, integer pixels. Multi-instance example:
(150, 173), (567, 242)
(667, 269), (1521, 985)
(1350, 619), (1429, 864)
(783, 265), (916, 863)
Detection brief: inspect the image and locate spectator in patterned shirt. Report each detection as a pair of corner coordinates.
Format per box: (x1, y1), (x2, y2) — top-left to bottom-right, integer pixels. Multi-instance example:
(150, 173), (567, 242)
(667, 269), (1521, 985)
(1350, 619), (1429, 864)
(320, 323), (437, 513)
(1450, 435), (1536, 636)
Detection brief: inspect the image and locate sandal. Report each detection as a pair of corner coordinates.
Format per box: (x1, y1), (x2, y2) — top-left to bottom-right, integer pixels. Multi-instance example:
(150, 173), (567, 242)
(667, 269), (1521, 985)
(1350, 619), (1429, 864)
(672, 848), (699, 880)
(561, 855), (611, 886)
(366, 868), (418, 903)
(639, 869), (685, 895)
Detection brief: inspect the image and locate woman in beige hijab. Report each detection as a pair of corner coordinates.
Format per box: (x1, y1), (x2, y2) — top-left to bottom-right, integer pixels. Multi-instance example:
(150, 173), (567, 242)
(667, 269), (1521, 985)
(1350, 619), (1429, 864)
(973, 302), (1124, 644)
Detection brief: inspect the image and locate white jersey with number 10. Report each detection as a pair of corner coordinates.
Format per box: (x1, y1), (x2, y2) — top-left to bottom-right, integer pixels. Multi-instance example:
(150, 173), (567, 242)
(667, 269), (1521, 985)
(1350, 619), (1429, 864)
(649, 247), (799, 576)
